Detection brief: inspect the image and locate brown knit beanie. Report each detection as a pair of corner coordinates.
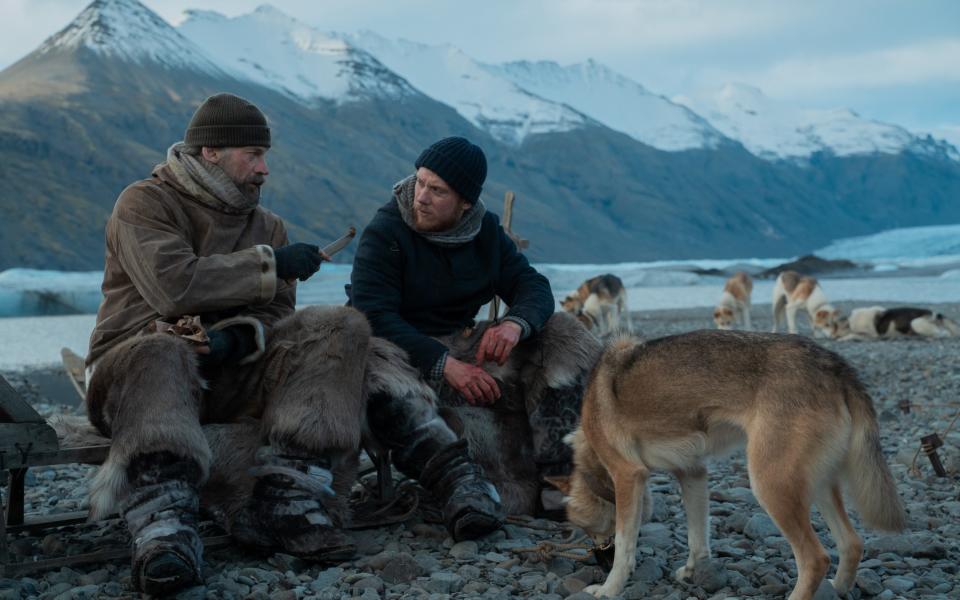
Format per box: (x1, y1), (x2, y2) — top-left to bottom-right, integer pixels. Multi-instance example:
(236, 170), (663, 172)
(184, 93), (271, 148)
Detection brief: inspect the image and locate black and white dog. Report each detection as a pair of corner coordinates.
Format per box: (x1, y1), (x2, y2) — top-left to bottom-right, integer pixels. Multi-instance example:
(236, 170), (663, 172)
(833, 306), (960, 339)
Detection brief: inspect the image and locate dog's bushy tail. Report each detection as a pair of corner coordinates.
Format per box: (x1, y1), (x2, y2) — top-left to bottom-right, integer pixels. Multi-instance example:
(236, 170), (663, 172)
(843, 379), (906, 532)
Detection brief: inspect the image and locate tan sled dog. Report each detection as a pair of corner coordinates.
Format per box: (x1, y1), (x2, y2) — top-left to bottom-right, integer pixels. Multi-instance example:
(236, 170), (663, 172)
(713, 272), (753, 330)
(560, 273), (632, 336)
(558, 330), (905, 600)
(771, 271), (839, 336)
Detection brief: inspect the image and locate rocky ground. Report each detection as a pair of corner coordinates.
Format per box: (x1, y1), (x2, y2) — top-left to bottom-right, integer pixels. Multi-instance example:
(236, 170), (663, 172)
(2, 301), (959, 599)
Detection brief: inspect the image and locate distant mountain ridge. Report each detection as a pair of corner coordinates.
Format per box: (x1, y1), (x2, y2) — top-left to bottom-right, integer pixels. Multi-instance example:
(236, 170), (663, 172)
(490, 59), (726, 152)
(179, 8), (415, 104)
(675, 83), (958, 161)
(0, 0), (959, 271)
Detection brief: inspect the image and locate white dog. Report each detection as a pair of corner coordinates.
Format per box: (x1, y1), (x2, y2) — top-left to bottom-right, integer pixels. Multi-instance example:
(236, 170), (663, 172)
(713, 272), (753, 330)
(771, 271), (839, 337)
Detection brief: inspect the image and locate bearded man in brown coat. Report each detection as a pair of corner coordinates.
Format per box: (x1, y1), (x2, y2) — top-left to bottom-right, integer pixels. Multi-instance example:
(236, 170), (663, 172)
(85, 93), (503, 596)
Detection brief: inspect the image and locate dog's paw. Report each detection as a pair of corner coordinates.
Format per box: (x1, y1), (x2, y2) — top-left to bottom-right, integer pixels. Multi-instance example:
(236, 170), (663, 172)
(674, 565), (693, 581)
(585, 583), (623, 598)
(829, 577), (853, 595)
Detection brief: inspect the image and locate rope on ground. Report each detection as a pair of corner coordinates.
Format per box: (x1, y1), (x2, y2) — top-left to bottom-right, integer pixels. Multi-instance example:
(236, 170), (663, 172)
(347, 478), (420, 530)
(509, 539), (596, 563)
(505, 515), (567, 531)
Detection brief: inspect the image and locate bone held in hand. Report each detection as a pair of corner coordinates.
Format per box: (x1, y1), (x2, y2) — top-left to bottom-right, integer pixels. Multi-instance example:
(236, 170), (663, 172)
(321, 226), (357, 258)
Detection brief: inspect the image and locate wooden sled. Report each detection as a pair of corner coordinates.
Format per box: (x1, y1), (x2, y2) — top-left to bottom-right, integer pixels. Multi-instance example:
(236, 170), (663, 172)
(1, 348), (408, 577)
(0, 353), (233, 578)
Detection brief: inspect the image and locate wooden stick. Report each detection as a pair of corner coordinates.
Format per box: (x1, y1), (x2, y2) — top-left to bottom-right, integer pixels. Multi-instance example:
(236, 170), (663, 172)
(489, 193), (518, 320)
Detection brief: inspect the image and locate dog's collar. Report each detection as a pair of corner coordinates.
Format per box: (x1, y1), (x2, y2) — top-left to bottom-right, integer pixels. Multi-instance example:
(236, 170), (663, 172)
(584, 471), (616, 503)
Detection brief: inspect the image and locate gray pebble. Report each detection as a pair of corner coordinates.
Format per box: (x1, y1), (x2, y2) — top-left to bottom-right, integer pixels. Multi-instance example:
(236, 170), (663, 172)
(309, 567), (345, 593)
(633, 557), (663, 583)
(882, 576), (916, 594)
(743, 514), (780, 540)
(812, 579), (839, 600)
(380, 552), (423, 584)
(691, 560), (728, 592)
(448, 540), (478, 560)
(352, 575), (384, 594)
(423, 572), (463, 594)
(517, 573), (543, 590)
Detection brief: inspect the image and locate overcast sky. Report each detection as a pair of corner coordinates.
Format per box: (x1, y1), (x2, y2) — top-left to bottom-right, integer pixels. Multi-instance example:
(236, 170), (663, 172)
(3, 0), (958, 139)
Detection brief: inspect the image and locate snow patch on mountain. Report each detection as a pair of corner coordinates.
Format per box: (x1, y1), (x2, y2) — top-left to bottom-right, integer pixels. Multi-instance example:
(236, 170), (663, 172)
(344, 31), (588, 145)
(36, 0), (222, 74)
(491, 60), (725, 152)
(178, 6), (414, 103)
(676, 83), (952, 161)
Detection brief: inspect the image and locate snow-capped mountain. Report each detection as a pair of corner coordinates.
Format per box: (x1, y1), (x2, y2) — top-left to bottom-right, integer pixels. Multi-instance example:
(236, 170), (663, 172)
(36, 0), (222, 75)
(344, 31), (589, 145)
(491, 60), (726, 152)
(675, 83), (951, 161)
(178, 7), (414, 104)
(4, 0), (960, 272)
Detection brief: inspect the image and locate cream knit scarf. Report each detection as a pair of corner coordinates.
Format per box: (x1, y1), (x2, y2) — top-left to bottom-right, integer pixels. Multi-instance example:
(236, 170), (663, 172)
(164, 142), (258, 215)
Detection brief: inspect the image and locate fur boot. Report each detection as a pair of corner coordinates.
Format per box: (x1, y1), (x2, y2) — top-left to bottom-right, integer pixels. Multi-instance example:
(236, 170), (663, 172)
(231, 445), (356, 561)
(366, 389), (504, 540)
(418, 439), (504, 541)
(123, 451), (204, 596)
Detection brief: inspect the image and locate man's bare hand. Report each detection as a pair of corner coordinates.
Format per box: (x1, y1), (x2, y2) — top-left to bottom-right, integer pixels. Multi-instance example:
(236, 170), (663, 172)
(475, 321), (522, 366)
(444, 356), (500, 406)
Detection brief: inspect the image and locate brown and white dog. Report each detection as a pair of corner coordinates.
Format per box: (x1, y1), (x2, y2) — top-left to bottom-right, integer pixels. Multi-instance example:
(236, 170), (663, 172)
(771, 271), (839, 337)
(832, 306), (960, 340)
(560, 273), (632, 337)
(552, 330), (904, 600)
(713, 272), (753, 330)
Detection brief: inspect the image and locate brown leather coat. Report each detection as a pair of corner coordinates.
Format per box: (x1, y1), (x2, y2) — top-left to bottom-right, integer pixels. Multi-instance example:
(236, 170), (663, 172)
(87, 162), (293, 365)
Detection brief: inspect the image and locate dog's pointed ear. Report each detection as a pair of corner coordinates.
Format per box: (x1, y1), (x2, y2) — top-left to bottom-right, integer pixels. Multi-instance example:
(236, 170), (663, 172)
(544, 475), (572, 495)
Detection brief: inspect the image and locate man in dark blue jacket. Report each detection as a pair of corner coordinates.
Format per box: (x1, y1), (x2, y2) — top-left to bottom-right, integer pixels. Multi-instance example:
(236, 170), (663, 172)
(351, 137), (601, 517)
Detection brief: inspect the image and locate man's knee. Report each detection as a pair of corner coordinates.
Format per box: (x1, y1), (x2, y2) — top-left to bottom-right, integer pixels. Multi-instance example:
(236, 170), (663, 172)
(275, 305), (371, 342)
(87, 333), (202, 437)
(366, 391), (455, 449)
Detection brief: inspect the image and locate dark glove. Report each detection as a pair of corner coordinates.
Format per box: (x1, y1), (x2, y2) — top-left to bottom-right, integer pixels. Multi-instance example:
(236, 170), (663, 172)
(198, 326), (257, 370)
(275, 243), (323, 282)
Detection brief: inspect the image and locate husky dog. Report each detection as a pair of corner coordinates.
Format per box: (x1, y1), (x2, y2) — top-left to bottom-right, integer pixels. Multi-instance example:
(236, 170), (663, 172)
(713, 272), (753, 330)
(560, 273), (632, 336)
(554, 330), (905, 600)
(833, 306), (960, 340)
(771, 271), (839, 336)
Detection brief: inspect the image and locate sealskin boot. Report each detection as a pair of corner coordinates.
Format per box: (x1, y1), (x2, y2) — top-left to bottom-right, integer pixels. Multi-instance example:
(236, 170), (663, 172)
(232, 446), (356, 562)
(123, 452), (204, 596)
(419, 440), (504, 541)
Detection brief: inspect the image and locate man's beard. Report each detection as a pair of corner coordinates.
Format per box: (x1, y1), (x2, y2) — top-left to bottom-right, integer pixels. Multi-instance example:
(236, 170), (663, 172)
(238, 176), (265, 202)
(413, 207), (459, 232)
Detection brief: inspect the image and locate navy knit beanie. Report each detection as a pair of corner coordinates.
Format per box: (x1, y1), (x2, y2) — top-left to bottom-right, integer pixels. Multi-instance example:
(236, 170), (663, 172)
(414, 137), (487, 203)
(185, 93), (271, 148)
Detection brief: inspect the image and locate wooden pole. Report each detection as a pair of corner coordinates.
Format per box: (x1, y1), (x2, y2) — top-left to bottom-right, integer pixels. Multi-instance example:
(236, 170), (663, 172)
(489, 191), (528, 320)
